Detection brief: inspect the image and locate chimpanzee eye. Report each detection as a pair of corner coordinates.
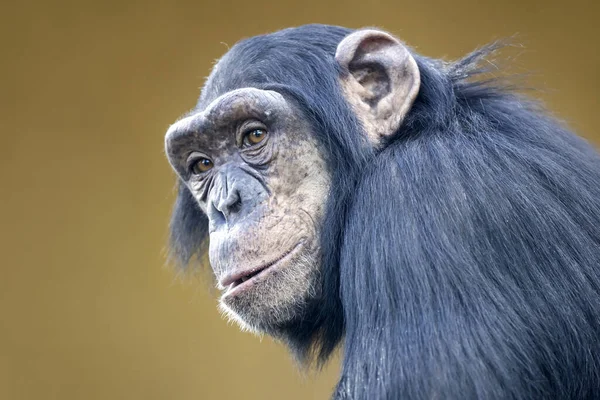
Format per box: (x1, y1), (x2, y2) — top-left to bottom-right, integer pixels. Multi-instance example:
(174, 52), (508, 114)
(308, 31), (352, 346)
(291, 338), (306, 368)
(191, 158), (213, 174)
(243, 128), (268, 146)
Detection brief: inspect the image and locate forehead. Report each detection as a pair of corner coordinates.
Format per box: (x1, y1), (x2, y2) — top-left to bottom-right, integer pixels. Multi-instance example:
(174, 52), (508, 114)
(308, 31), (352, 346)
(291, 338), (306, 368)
(165, 88), (288, 144)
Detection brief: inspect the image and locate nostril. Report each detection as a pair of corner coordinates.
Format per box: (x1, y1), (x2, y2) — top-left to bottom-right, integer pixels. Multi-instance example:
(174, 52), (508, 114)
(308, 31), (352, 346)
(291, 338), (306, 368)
(228, 195), (242, 215)
(221, 188), (242, 217)
(212, 189), (243, 226)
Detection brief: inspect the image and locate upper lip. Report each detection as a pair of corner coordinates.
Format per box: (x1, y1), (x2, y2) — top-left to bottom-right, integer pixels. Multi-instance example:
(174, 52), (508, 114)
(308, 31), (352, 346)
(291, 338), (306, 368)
(219, 241), (303, 288)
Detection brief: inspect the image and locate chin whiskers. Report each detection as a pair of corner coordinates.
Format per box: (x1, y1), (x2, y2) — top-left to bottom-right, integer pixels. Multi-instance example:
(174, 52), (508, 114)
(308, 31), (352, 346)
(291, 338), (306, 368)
(217, 301), (261, 335)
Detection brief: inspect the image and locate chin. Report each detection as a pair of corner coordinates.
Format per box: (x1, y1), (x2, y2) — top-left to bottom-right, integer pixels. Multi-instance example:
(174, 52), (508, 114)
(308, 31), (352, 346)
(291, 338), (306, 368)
(218, 251), (321, 334)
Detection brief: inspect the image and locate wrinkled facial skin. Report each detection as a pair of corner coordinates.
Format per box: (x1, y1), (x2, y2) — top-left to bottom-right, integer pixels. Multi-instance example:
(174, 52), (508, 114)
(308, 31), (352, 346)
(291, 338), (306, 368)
(165, 88), (330, 333)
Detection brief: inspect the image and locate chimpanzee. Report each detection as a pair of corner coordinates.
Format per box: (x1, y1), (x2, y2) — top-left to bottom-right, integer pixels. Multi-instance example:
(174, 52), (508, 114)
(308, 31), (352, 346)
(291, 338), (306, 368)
(164, 24), (600, 399)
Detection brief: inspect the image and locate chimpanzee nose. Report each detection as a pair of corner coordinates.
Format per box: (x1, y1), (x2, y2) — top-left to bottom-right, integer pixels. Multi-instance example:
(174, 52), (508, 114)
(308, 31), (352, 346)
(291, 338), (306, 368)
(214, 188), (242, 221)
(206, 169), (244, 229)
(206, 165), (268, 231)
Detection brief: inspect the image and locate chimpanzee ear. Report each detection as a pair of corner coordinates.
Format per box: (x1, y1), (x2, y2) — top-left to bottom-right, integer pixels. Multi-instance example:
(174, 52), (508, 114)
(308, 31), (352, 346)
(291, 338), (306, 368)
(169, 182), (209, 268)
(335, 29), (420, 146)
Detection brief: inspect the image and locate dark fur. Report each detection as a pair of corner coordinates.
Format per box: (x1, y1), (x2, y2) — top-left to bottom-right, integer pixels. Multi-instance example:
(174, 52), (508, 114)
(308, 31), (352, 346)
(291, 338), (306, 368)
(169, 24), (600, 399)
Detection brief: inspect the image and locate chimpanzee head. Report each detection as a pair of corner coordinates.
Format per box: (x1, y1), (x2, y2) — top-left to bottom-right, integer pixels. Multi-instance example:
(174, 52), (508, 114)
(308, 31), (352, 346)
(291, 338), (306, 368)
(164, 25), (419, 338)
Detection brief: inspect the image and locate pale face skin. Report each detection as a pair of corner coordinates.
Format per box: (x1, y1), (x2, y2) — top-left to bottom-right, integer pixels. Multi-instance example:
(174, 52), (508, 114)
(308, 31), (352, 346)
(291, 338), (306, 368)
(165, 88), (331, 333)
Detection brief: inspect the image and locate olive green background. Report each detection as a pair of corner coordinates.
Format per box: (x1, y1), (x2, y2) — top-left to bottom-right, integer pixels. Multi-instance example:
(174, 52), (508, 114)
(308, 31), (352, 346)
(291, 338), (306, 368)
(1, 0), (598, 399)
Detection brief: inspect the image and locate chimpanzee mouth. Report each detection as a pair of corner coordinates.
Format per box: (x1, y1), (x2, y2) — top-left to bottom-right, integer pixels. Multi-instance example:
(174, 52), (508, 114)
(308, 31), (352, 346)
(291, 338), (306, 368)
(220, 241), (304, 297)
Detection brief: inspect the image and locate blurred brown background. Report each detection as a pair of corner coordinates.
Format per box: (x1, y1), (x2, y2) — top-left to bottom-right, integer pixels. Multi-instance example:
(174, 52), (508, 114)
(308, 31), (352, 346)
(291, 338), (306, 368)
(1, 0), (598, 399)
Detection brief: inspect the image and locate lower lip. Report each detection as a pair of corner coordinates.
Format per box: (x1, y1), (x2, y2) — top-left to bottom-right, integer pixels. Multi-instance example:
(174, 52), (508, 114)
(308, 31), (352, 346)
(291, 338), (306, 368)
(222, 243), (303, 298)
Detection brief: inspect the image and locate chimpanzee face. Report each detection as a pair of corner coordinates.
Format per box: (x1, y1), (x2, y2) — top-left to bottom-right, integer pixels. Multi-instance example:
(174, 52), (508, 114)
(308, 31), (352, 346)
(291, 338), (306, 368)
(165, 88), (331, 332)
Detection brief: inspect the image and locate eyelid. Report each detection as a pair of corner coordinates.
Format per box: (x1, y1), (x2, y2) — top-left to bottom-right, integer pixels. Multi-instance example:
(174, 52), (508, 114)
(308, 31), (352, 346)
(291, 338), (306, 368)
(236, 120), (267, 147)
(185, 152), (212, 174)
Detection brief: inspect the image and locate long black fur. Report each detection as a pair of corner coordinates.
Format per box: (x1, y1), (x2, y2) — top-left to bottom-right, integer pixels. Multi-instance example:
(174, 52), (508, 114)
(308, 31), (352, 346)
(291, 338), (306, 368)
(168, 24), (600, 399)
